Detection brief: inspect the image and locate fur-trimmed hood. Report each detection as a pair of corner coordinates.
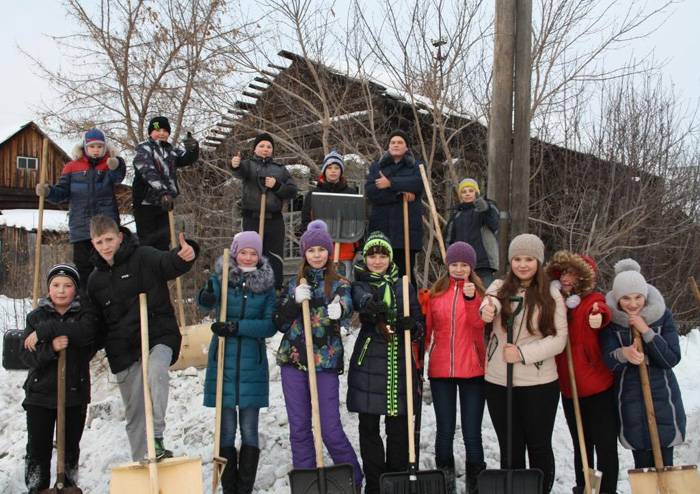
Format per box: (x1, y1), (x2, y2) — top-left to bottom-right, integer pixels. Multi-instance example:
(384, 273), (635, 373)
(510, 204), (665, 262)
(606, 283), (666, 327)
(378, 148), (417, 168)
(545, 250), (595, 296)
(71, 141), (119, 161)
(214, 254), (274, 294)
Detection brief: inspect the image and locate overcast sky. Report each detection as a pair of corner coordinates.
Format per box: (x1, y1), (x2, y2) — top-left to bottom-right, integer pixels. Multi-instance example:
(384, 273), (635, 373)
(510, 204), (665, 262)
(1, 1), (698, 150)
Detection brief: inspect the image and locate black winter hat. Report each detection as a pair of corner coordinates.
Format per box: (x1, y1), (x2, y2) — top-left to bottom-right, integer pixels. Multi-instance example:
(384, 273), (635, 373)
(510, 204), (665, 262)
(388, 129), (411, 148)
(47, 263), (80, 289)
(148, 116), (171, 135)
(253, 132), (274, 150)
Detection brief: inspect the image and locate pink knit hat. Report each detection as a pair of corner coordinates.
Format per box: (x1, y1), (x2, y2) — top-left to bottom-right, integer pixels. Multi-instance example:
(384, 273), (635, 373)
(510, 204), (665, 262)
(231, 231), (263, 258)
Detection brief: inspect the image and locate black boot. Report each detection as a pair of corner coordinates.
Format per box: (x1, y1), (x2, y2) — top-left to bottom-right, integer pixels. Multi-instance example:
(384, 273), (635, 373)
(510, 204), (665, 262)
(25, 456), (50, 493)
(436, 458), (456, 494)
(237, 444), (260, 494)
(220, 446), (237, 494)
(466, 462), (486, 494)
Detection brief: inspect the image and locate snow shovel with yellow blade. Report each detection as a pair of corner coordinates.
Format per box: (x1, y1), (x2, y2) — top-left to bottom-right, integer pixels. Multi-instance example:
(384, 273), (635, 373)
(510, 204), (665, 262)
(168, 210), (210, 371)
(110, 293), (203, 494)
(628, 328), (700, 494)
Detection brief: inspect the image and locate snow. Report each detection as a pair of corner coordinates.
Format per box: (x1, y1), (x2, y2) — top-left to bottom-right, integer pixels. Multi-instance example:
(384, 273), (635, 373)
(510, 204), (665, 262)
(1, 293), (699, 493)
(0, 209), (136, 233)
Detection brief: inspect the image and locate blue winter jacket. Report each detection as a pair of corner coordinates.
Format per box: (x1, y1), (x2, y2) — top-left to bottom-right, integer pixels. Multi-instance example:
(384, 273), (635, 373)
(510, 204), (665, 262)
(199, 256), (277, 409)
(600, 285), (686, 450)
(47, 143), (126, 242)
(365, 150), (424, 250)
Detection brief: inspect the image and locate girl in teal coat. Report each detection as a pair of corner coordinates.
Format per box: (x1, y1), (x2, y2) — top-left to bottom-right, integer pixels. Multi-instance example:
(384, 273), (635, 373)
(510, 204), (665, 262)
(198, 231), (276, 494)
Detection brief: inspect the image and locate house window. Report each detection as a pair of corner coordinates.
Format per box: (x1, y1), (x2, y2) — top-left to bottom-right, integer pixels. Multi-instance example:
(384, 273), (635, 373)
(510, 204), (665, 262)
(17, 156), (39, 170)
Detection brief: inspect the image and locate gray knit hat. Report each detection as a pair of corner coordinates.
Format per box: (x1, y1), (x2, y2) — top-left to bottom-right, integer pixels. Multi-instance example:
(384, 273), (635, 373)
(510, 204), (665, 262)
(612, 258), (648, 301)
(320, 150), (345, 176)
(508, 234), (544, 264)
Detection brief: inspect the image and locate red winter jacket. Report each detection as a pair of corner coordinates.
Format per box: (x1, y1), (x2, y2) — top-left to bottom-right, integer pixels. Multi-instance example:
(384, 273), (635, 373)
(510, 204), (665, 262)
(425, 278), (485, 379)
(556, 291), (613, 398)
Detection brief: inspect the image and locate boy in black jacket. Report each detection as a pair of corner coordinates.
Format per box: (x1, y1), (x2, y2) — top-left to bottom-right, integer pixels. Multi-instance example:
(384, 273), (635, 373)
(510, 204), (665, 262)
(87, 214), (199, 461)
(21, 264), (102, 493)
(132, 116), (199, 250)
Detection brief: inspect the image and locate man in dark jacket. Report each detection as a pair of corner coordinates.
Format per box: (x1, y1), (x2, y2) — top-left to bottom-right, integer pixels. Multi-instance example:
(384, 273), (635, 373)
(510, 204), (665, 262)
(132, 116), (199, 251)
(230, 133), (298, 289)
(87, 214), (199, 461)
(365, 130), (424, 282)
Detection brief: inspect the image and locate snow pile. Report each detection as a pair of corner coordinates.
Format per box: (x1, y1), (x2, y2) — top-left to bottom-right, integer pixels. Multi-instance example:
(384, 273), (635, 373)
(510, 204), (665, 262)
(0, 209), (136, 233)
(1, 294), (699, 493)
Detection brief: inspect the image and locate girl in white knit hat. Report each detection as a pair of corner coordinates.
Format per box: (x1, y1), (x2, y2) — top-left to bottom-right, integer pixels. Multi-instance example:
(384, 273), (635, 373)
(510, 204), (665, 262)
(479, 233), (568, 494)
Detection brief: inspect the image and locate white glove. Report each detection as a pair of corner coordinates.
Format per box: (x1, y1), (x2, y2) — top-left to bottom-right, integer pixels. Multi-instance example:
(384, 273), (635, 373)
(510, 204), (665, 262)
(327, 296), (342, 320)
(107, 157), (120, 170)
(294, 283), (312, 304)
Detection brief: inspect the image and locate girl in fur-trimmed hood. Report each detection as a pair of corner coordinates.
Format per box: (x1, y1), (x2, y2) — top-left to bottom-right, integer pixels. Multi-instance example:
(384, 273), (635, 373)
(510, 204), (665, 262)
(546, 251), (618, 494)
(600, 259), (686, 470)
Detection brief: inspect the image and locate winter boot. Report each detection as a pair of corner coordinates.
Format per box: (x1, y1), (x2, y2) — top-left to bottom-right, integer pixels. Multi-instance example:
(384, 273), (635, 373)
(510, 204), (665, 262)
(571, 487), (584, 494)
(25, 456), (50, 493)
(154, 438), (173, 461)
(220, 446), (238, 494)
(237, 444), (260, 494)
(437, 459), (456, 494)
(466, 462), (486, 494)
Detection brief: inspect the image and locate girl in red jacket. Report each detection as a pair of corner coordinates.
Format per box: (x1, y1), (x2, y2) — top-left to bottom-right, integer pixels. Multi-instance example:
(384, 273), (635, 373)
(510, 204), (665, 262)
(425, 242), (486, 494)
(546, 251), (618, 494)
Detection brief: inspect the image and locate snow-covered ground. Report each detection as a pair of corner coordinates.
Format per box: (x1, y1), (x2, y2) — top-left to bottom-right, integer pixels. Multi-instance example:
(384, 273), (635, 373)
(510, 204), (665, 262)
(1, 294), (698, 493)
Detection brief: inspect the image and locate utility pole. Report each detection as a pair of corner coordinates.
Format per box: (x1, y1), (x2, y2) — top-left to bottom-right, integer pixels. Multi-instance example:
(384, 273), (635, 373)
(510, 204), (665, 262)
(487, 0), (533, 270)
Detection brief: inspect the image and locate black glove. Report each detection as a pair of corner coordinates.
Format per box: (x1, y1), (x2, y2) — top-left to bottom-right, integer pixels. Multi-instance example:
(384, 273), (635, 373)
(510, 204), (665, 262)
(396, 315), (416, 332)
(160, 193), (174, 212)
(200, 280), (217, 307)
(474, 197), (488, 213)
(364, 295), (387, 314)
(183, 132), (199, 153)
(211, 321), (238, 337)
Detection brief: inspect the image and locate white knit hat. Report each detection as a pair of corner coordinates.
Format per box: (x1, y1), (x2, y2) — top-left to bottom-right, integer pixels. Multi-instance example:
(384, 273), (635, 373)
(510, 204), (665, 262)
(508, 234), (545, 264)
(611, 258), (648, 302)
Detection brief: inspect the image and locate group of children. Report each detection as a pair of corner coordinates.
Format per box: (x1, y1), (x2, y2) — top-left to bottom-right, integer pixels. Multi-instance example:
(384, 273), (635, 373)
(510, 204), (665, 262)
(20, 124), (687, 494)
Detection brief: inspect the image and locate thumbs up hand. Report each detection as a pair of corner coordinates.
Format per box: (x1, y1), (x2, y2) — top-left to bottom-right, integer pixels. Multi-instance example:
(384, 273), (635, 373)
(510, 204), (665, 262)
(231, 151), (242, 168)
(463, 282), (476, 299)
(375, 171), (391, 189)
(183, 131), (199, 153)
(589, 302), (603, 328)
(177, 232), (195, 262)
(327, 295), (342, 320)
(481, 296), (496, 323)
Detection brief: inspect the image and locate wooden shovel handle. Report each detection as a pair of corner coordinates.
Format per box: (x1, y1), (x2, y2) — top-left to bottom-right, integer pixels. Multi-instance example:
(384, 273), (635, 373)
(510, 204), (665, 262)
(32, 137), (49, 309)
(168, 211), (186, 328)
(212, 249), (230, 493)
(56, 349), (67, 486)
(402, 195), (411, 283)
(402, 275), (416, 465)
(300, 278), (325, 468)
(565, 339), (593, 494)
(418, 164), (446, 262)
(689, 277), (700, 308)
(259, 191), (267, 238)
(139, 293), (160, 494)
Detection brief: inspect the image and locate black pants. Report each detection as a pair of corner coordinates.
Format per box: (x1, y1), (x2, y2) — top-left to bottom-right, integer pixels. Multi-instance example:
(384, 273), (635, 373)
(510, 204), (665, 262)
(24, 404), (87, 491)
(393, 248), (418, 285)
(72, 240), (96, 293)
(562, 388), (619, 494)
(358, 413), (409, 494)
(134, 205), (170, 251)
(633, 447), (674, 469)
(243, 212), (285, 289)
(485, 380), (559, 493)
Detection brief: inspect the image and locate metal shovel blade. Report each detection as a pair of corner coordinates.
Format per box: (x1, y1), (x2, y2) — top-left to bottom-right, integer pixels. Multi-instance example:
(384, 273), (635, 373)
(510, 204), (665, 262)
(310, 192), (366, 243)
(477, 468), (543, 494)
(289, 463), (356, 494)
(629, 464), (700, 493)
(380, 469), (446, 493)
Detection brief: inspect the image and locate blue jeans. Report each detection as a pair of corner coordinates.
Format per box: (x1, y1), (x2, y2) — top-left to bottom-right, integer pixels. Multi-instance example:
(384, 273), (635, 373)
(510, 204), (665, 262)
(431, 377), (485, 465)
(220, 406), (260, 448)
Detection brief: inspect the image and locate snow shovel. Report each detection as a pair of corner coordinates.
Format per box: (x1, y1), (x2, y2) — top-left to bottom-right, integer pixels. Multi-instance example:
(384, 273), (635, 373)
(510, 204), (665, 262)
(310, 191), (366, 263)
(168, 211), (210, 371)
(40, 349), (83, 493)
(628, 328), (700, 494)
(110, 293), (203, 494)
(211, 249), (230, 494)
(288, 278), (356, 494)
(565, 339), (603, 494)
(379, 276), (446, 494)
(478, 297), (543, 494)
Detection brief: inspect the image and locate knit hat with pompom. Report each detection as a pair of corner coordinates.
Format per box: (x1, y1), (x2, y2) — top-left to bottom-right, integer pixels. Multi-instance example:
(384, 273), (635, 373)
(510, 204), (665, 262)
(300, 220), (333, 254)
(611, 258), (648, 302)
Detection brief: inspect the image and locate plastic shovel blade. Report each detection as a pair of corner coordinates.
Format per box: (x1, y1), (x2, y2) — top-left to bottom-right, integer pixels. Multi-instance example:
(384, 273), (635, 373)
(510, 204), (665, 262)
(477, 468), (543, 494)
(110, 457), (203, 493)
(380, 469), (446, 493)
(289, 463), (355, 494)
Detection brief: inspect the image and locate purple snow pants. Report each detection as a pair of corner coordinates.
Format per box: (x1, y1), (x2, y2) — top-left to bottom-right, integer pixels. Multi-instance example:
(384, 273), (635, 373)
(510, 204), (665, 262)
(281, 365), (363, 488)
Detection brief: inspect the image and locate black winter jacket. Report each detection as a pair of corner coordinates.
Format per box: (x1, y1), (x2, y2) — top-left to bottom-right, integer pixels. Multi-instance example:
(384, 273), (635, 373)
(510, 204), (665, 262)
(132, 137), (199, 206)
(365, 151), (424, 250)
(87, 228), (199, 373)
(444, 200), (500, 271)
(232, 156), (298, 216)
(21, 298), (102, 408)
(347, 263), (423, 416)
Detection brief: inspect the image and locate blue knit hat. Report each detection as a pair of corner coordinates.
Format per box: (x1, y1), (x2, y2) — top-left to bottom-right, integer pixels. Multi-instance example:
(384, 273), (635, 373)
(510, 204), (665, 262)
(301, 220), (333, 254)
(83, 128), (106, 153)
(321, 150), (345, 176)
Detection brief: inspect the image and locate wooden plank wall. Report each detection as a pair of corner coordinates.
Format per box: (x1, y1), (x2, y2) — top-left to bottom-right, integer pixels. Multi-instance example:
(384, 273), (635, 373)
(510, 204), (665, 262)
(0, 125), (67, 189)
